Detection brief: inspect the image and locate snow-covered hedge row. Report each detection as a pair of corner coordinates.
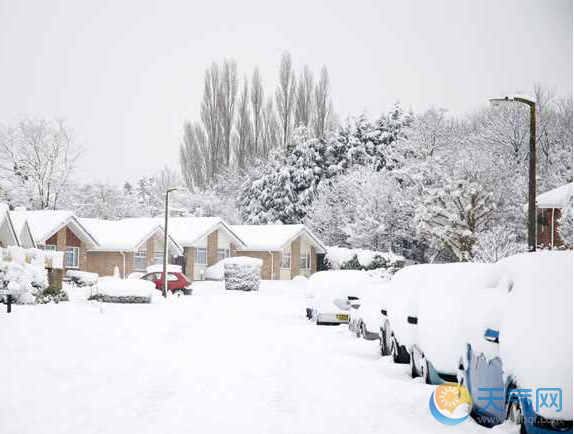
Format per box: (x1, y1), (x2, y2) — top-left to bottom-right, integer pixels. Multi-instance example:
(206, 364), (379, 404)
(224, 257), (262, 291)
(89, 277), (155, 303)
(0, 246), (49, 304)
(325, 246), (404, 272)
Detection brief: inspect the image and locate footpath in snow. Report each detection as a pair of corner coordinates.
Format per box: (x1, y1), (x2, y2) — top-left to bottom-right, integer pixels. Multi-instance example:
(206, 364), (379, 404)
(0, 281), (500, 434)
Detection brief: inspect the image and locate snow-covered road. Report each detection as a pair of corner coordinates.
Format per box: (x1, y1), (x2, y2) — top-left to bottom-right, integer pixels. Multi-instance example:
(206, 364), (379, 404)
(0, 281), (497, 434)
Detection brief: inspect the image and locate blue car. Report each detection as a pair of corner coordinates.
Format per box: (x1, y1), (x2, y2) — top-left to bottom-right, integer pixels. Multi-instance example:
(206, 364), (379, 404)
(459, 252), (573, 434)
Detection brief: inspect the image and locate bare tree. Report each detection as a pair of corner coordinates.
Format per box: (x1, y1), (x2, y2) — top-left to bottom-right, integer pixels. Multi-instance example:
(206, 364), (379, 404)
(235, 76), (252, 170)
(313, 66), (333, 138)
(294, 66), (314, 128)
(250, 67), (264, 157)
(275, 52), (296, 146)
(200, 63), (221, 181)
(180, 121), (208, 189)
(218, 59), (238, 166)
(261, 97), (279, 157)
(0, 118), (82, 209)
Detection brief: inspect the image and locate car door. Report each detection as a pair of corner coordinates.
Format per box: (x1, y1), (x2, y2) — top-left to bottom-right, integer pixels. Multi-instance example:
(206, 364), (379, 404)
(465, 343), (505, 426)
(167, 273), (180, 291)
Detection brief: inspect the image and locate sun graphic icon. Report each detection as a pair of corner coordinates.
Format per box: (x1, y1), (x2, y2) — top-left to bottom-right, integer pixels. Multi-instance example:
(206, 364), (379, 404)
(439, 386), (460, 408)
(434, 382), (472, 414)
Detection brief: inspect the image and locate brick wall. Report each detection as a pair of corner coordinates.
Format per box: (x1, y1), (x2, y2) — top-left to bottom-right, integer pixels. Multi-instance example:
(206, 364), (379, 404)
(207, 231), (218, 266)
(86, 251), (134, 277)
(46, 226), (86, 270)
(184, 247), (195, 280)
(290, 237), (300, 278)
(537, 208), (564, 249)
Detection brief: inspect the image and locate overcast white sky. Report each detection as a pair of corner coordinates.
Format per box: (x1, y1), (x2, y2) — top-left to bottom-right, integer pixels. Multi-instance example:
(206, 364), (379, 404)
(0, 0), (571, 184)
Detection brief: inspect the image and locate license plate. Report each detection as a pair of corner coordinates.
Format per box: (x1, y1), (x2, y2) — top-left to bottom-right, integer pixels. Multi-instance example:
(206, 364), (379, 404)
(336, 314), (349, 321)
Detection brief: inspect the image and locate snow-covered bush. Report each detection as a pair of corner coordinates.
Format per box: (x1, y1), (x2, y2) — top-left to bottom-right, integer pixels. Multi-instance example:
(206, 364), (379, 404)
(205, 258), (228, 280)
(0, 247), (49, 304)
(325, 246), (404, 273)
(471, 225), (527, 262)
(559, 196), (573, 247)
(224, 257), (262, 291)
(89, 277), (154, 303)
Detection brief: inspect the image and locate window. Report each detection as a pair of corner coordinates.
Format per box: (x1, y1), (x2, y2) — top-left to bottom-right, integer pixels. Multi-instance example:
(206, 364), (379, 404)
(195, 248), (207, 265)
(281, 252), (291, 269)
(154, 251), (164, 265)
(65, 246), (79, 268)
(300, 253), (311, 270)
(217, 248), (230, 261)
(134, 249), (147, 271)
(167, 273), (179, 282)
(43, 244), (57, 251)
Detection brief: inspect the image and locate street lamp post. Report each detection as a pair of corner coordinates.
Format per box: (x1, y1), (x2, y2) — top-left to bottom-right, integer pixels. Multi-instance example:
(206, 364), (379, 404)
(163, 187), (182, 298)
(489, 96), (537, 252)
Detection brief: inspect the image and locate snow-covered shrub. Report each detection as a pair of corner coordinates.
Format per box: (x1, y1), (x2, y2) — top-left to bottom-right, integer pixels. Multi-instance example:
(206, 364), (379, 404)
(559, 196), (573, 247)
(89, 277), (154, 303)
(472, 225), (527, 263)
(224, 257), (262, 291)
(0, 247), (49, 304)
(325, 246), (404, 272)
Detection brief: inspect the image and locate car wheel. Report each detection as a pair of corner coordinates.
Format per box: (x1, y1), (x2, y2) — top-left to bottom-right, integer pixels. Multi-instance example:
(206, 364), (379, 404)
(391, 338), (410, 364)
(356, 322), (362, 338)
(173, 290), (184, 297)
(421, 359), (431, 384)
(360, 323), (368, 339)
(507, 390), (526, 433)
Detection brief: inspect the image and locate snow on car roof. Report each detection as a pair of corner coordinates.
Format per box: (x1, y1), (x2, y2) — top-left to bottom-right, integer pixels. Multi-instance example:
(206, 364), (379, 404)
(536, 182), (573, 208)
(79, 218), (181, 253)
(232, 224), (326, 252)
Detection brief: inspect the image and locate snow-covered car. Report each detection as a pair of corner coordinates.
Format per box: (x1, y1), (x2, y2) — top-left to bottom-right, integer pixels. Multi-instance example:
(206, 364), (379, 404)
(349, 284), (389, 340)
(308, 270), (375, 325)
(408, 262), (500, 384)
(459, 251), (573, 433)
(380, 264), (436, 363)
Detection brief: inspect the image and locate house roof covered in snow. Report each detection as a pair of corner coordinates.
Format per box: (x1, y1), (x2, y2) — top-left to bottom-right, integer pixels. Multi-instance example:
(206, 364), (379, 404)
(231, 224), (326, 253)
(79, 218), (182, 254)
(10, 210), (98, 248)
(536, 183), (573, 209)
(0, 204), (19, 247)
(8, 211), (36, 248)
(166, 217), (246, 248)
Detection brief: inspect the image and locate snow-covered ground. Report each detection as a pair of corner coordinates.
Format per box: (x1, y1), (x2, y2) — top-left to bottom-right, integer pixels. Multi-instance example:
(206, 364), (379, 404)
(0, 280), (501, 434)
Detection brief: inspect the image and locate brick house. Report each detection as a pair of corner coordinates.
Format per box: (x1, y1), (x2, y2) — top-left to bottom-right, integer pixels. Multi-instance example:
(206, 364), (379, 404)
(166, 217), (246, 281)
(231, 224), (327, 280)
(536, 182), (573, 249)
(79, 218), (183, 278)
(10, 210), (99, 270)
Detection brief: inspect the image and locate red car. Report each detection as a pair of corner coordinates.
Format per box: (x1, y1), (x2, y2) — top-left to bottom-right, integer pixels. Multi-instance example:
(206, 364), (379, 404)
(140, 272), (193, 296)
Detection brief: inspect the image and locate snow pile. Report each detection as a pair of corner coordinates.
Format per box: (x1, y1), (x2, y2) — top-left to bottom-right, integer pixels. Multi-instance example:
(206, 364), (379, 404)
(291, 275), (308, 290)
(325, 246), (404, 271)
(91, 277), (155, 303)
(224, 257), (263, 291)
(66, 270), (98, 287)
(499, 251), (573, 420)
(146, 264), (182, 273)
(0, 246), (49, 304)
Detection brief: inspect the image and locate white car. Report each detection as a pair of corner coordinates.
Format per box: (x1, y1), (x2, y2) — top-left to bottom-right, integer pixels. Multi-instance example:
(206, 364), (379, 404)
(308, 270), (375, 325)
(349, 284), (389, 340)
